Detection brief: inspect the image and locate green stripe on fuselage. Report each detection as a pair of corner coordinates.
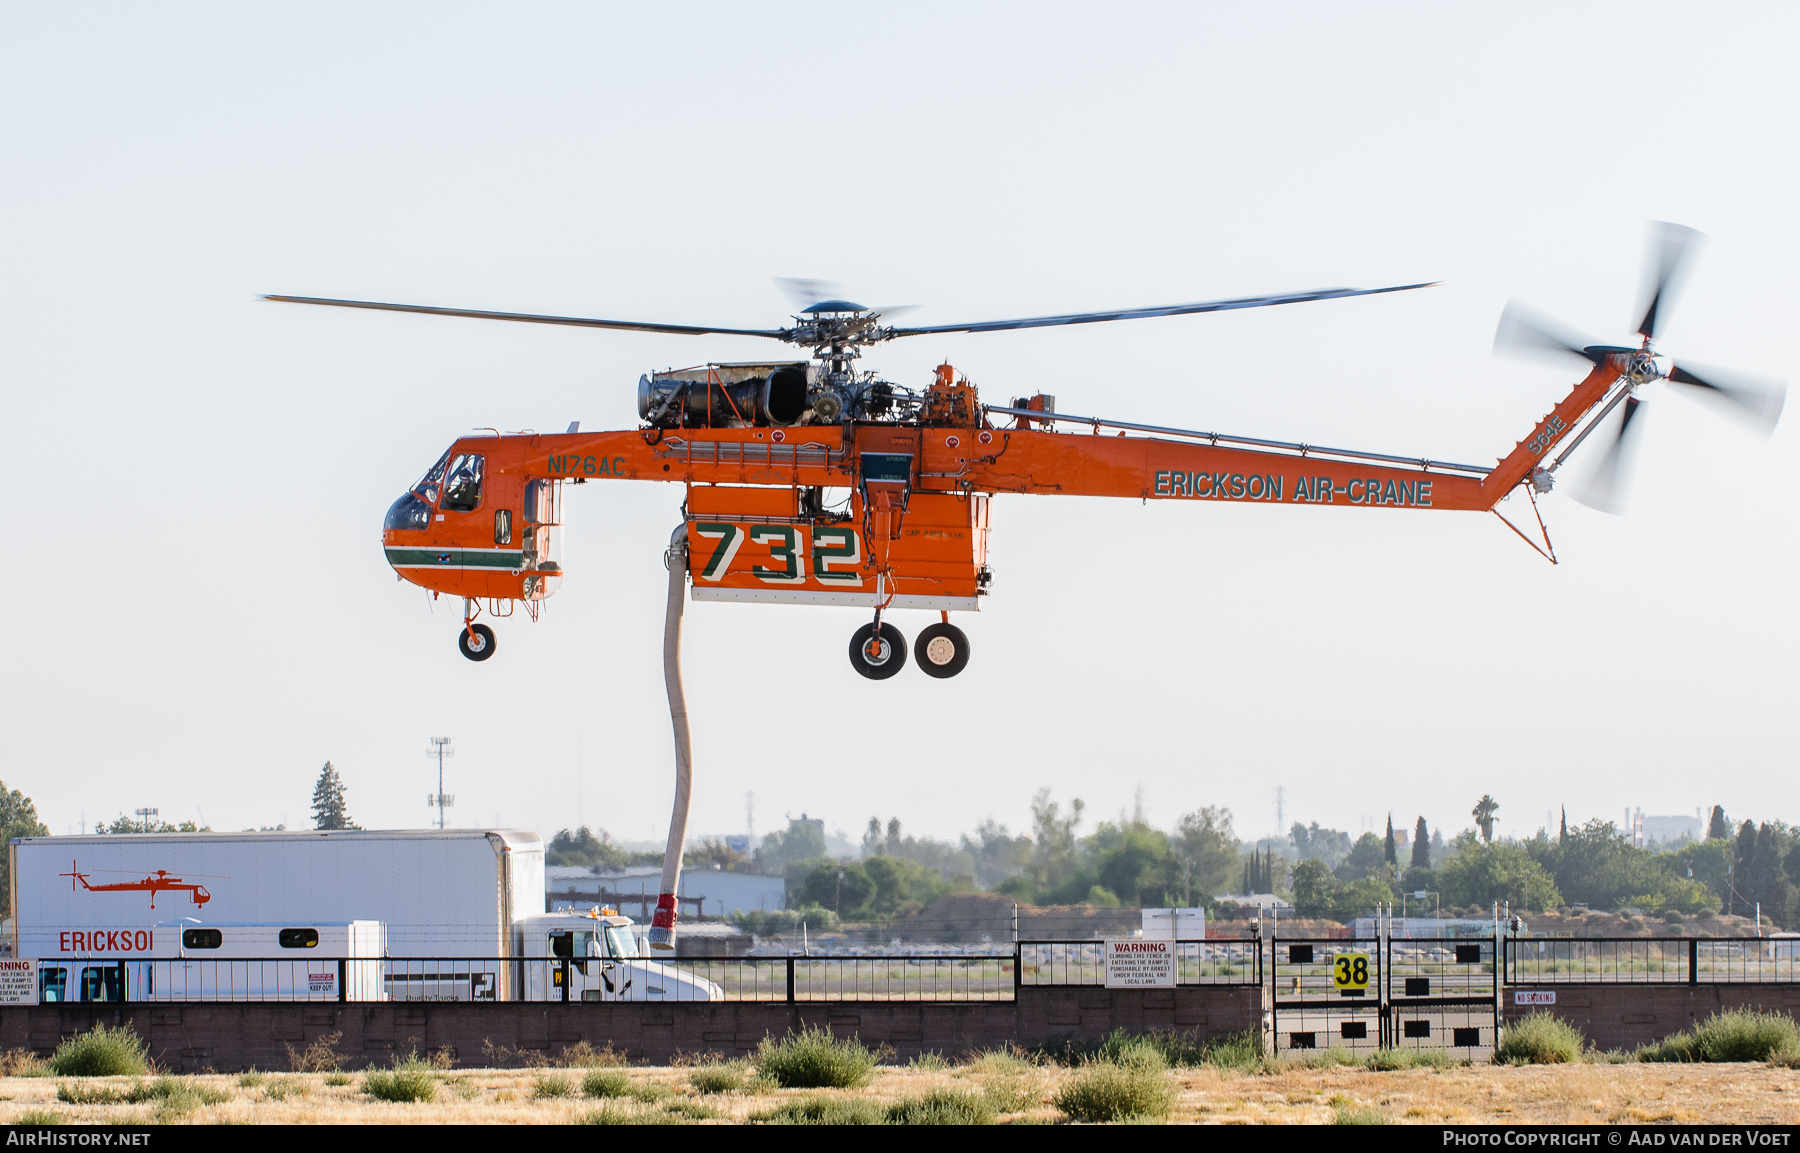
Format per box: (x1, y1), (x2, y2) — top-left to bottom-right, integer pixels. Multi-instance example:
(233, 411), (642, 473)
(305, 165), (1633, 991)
(385, 547), (524, 569)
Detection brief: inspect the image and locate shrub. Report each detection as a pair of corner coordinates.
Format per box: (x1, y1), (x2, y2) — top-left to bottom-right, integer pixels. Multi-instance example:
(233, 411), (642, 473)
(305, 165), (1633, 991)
(1639, 1009), (1800, 1063)
(16, 1110), (60, 1125)
(1496, 1012), (1584, 1065)
(583, 1069), (632, 1098)
(1334, 1103), (1389, 1125)
(580, 1104), (642, 1125)
(322, 1071), (352, 1087)
(55, 1083), (121, 1104)
(886, 1088), (997, 1125)
(264, 1077), (309, 1101)
(48, 1024), (150, 1077)
(967, 1049), (1045, 1112)
(553, 1040), (628, 1068)
(1200, 1029), (1265, 1070)
(663, 1100), (721, 1119)
(285, 1032), (344, 1073)
(908, 1051), (950, 1071)
(754, 1025), (876, 1089)
(687, 1062), (748, 1094)
(1366, 1048), (1454, 1071)
(363, 1053), (439, 1104)
(531, 1073), (573, 1099)
(0, 1050), (50, 1077)
(124, 1077), (230, 1120)
(1052, 1057), (1176, 1123)
(237, 1070), (265, 1088)
(751, 1096), (886, 1125)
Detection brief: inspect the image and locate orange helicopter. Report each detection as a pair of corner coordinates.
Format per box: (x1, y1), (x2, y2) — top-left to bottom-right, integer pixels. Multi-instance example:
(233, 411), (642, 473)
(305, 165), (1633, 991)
(271, 225), (1783, 677)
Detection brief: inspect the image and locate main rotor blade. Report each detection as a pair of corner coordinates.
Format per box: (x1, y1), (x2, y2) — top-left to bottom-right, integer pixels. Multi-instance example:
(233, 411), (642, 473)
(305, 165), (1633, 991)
(1668, 361), (1787, 434)
(1569, 395), (1645, 515)
(772, 277), (838, 311)
(1636, 221), (1703, 341)
(884, 283), (1437, 338)
(1493, 301), (1606, 365)
(263, 296), (788, 340)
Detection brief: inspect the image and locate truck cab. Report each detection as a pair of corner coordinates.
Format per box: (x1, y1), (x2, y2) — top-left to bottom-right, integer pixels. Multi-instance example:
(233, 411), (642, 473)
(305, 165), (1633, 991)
(514, 912), (722, 1003)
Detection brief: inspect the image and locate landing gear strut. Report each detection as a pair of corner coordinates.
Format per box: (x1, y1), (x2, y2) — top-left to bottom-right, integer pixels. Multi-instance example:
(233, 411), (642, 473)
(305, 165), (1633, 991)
(848, 619), (907, 680)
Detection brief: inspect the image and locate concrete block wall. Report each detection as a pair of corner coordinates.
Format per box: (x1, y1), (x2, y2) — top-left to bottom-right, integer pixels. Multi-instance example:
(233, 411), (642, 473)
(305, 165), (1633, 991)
(0, 986), (1265, 1074)
(1503, 984), (1800, 1053)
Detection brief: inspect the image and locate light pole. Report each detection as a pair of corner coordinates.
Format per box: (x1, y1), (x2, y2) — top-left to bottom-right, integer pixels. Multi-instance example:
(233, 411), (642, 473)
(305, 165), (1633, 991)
(133, 808), (159, 834)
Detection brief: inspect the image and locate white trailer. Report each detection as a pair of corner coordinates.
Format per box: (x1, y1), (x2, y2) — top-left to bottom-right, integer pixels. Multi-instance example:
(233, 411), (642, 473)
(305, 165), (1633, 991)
(12, 829), (541, 959)
(10, 830), (721, 1004)
(37, 922), (388, 1003)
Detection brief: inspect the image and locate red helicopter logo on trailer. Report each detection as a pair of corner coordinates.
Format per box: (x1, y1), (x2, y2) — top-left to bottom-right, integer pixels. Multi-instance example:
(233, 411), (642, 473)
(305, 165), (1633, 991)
(59, 860), (216, 909)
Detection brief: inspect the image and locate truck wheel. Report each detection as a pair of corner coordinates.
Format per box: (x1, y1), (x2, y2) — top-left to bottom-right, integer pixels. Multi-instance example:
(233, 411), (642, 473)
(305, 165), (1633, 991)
(913, 622), (969, 678)
(459, 623), (496, 661)
(848, 622), (906, 680)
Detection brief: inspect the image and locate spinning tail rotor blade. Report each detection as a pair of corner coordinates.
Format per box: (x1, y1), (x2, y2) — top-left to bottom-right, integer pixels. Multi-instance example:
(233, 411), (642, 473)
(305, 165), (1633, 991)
(1667, 361), (1787, 434)
(1493, 301), (1606, 365)
(1569, 395), (1646, 515)
(1636, 222), (1704, 341)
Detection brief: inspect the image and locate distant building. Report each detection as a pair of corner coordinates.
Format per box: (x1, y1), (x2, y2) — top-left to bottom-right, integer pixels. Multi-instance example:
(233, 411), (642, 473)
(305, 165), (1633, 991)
(1214, 893), (1291, 911)
(546, 865), (785, 919)
(1641, 813), (1701, 846)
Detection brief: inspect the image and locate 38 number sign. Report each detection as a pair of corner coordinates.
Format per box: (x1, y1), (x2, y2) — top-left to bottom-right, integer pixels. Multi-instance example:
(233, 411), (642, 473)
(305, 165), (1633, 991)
(1333, 953), (1370, 990)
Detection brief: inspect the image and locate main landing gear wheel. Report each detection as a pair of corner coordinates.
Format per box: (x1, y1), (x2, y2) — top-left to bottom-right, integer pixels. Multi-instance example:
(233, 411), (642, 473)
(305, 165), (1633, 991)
(459, 623), (496, 662)
(848, 622), (907, 680)
(913, 622), (970, 678)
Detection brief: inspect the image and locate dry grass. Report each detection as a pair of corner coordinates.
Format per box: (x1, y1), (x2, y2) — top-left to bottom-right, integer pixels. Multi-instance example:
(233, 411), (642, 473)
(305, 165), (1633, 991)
(0, 1059), (1798, 1124)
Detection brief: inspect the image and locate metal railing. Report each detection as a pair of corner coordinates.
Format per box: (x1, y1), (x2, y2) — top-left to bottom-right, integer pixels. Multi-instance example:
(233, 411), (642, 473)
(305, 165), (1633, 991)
(1019, 939), (1261, 987)
(1504, 936), (1800, 985)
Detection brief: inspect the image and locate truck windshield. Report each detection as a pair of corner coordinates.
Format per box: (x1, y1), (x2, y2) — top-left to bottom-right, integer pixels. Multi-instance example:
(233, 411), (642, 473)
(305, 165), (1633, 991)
(605, 926), (638, 959)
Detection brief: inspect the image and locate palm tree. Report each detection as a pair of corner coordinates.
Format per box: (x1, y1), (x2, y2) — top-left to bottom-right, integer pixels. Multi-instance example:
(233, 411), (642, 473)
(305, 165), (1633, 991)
(1472, 795), (1500, 843)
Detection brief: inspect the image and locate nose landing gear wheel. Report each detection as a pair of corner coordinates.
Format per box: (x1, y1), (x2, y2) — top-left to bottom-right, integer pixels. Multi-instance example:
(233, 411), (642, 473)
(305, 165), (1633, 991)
(459, 623), (496, 662)
(913, 622), (969, 678)
(848, 622), (907, 680)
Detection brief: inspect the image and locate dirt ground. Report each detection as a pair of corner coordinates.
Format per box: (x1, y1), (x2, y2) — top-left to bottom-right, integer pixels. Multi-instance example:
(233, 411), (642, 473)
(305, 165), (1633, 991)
(5, 1060), (1800, 1125)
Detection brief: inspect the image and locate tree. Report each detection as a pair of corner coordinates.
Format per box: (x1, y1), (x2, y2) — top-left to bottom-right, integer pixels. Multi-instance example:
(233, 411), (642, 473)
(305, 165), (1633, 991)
(1291, 822), (1352, 868)
(1290, 859), (1335, 918)
(1174, 807), (1239, 903)
(1384, 815), (1397, 867)
(1709, 806), (1731, 841)
(1559, 807), (1567, 844)
(1337, 833), (1386, 881)
(1472, 795), (1500, 843)
(1410, 817), (1431, 870)
(310, 762), (358, 830)
(1440, 832), (1561, 912)
(1730, 821), (1758, 917)
(547, 827), (643, 871)
(0, 782), (48, 916)
(1027, 790), (1085, 891)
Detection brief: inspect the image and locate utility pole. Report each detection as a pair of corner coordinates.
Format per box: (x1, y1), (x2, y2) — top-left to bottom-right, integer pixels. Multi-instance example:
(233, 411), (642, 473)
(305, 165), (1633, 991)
(1274, 786), (1285, 839)
(425, 738), (455, 830)
(746, 791), (755, 841)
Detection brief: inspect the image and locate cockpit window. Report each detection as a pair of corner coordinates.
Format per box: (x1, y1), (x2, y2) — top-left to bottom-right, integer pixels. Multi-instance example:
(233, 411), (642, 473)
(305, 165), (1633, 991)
(604, 926), (638, 959)
(412, 450), (452, 505)
(441, 454), (484, 512)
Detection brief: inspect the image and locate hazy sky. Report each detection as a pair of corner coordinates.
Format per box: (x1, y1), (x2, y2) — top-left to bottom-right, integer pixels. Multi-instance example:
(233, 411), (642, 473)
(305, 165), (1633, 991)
(2, 4), (1795, 851)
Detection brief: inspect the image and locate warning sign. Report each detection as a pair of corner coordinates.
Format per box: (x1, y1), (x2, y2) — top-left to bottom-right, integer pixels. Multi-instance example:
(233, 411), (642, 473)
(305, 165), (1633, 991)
(1103, 939), (1176, 989)
(0, 960), (36, 1006)
(1514, 990), (1556, 1005)
(308, 971), (338, 996)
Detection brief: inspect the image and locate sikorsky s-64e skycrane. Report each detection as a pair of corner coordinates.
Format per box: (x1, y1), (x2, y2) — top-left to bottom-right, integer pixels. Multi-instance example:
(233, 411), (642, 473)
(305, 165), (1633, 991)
(271, 223), (1783, 679)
